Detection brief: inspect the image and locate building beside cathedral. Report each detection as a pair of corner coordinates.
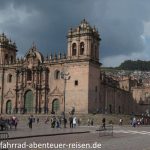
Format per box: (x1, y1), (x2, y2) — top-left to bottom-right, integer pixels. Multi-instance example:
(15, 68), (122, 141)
(0, 19), (101, 114)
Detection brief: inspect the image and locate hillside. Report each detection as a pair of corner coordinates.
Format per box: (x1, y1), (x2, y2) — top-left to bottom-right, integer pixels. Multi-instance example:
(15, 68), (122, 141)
(118, 60), (150, 71)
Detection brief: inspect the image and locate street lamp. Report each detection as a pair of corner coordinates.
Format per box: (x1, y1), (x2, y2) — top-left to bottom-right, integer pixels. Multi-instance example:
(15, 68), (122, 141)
(61, 71), (70, 128)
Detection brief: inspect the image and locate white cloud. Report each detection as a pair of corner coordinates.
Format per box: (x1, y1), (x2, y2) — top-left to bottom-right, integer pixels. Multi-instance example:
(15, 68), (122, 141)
(143, 21), (150, 36)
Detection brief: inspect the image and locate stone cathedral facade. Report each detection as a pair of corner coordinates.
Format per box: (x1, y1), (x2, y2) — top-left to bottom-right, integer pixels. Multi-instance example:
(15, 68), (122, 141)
(0, 19), (101, 114)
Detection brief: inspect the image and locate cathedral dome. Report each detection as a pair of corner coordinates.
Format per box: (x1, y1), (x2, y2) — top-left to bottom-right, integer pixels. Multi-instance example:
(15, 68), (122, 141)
(25, 43), (44, 63)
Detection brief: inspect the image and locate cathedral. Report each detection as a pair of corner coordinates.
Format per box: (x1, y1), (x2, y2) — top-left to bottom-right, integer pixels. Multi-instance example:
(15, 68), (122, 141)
(0, 19), (101, 114)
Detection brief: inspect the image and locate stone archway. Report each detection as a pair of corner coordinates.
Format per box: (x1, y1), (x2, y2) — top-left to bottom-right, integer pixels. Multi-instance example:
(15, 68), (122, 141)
(24, 90), (34, 113)
(52, 99), (59, 113)
(6, 100), (12, 114)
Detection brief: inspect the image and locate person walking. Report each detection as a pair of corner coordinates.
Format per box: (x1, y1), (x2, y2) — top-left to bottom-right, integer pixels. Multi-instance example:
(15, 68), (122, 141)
(56, 118), (60, 128)
(132, 117), (137, 127)
(28, 115), (33, 129)
(91, 119), (94, 126)
(69, 116), (73, 128)
(77, 118), (81, 126)
(73, 116), (77, 128)
(87, 118), (90, 126)
(37, 117), (39, 124)
(64, 117), (67, 128)
(119, 118), (123, 126)
(102, 118), (106, 129)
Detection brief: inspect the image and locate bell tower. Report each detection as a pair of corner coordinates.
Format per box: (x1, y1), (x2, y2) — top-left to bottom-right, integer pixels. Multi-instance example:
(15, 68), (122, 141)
(67, 19), (101, 62)
(0, 33), (17, 64)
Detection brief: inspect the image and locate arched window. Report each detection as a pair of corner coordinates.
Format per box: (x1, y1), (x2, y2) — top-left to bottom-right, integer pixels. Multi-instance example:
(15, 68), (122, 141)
(18, 74), (21, 83)
(72, 43), (77, 56)
(11, 56), (13, 63)
(7, 74), (12, 83)
(80, 42), (84, 55)
(5, 54), (8, 64)
(54, 70), (60, 80)
(95, 45), (97, 58)
(27, 69), (32, 81)
(118, 106), (121, 114)
(109, 104), (112, 114)
(91, 43), (94, 58)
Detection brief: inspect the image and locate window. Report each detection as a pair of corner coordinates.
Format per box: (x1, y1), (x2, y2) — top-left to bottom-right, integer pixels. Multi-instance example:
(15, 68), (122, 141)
(72, 43), (77, 56)
(80, 42), (84, 55)
(95, 49), (97, 58)
(109, 104), (112, 114)
(5, 54), (8, 64)
(75, 80), (78, 86)
(27, 69), (32, 81)
(118, 106), (121, 114)
(18, 75), (21, 83)
(7, 74), (12, 83)
(11, 56), (13, 63)
(95, 86), (97, 92)
(91, 43), (93, 56)
(55, 70), (60, 80)
(95, 45), (97, 58)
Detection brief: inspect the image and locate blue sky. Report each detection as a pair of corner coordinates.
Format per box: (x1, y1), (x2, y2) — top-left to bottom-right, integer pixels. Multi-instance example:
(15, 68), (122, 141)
(0, 0), (150, 67)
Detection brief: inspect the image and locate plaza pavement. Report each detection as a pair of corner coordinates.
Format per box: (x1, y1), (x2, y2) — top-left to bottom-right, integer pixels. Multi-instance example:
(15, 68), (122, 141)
(1, 121), (90, 139)
(1, 120), (150, 139)
(1, 121), (150, 150)
(7, 125), (150, 150)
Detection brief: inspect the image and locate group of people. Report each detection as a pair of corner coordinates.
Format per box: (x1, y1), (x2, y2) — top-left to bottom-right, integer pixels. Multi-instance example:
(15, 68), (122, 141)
(87, 118), (94, 126)
(0, 115), (18, 130)
(131, 117), (144, 127)
(4, 113), (149, 131)
(27, 114), (150, 130)
(44, 115), (79, 128)
(69, 116), (78, 128)
(50, 116), (78, 128)
(50, 116), (62, 128)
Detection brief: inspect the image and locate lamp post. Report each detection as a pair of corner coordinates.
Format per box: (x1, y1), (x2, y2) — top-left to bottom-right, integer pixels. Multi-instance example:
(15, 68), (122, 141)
(61, 71), (70, 128)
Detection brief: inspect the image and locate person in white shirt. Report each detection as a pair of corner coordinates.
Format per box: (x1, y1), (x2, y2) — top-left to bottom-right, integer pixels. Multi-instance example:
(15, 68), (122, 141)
(73, 117), (77, 128)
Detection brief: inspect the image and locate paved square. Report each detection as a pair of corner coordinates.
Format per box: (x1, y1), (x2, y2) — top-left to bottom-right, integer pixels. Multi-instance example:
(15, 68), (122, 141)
(1, 121), (150, 150)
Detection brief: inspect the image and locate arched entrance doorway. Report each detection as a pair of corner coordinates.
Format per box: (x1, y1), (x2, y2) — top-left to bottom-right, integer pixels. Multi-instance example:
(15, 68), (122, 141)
(6, 100), (12, 114)
(24, 90), (34, 113)
(52, 99), (59, 113)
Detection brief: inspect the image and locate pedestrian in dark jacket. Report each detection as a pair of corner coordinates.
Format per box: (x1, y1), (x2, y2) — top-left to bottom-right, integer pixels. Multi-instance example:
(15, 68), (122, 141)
(102, 118), (106, 129)
(69, 116), (73, 128)
(28, 116), (33, 129)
